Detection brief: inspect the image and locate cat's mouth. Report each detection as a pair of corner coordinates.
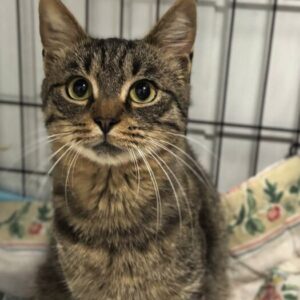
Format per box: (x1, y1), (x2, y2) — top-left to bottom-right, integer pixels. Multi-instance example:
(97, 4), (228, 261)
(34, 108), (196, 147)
(91, 141), (123, 155)
(75, 139), (131, 166)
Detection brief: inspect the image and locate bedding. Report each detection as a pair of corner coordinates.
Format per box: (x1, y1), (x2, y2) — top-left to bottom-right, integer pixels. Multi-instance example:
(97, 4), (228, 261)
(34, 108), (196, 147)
(224, 155), (300, 300)
(0, 156), (300, 299)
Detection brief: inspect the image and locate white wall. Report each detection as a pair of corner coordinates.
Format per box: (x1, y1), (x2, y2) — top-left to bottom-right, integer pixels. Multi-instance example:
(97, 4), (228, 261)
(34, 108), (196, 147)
(0, 0), (299, 197)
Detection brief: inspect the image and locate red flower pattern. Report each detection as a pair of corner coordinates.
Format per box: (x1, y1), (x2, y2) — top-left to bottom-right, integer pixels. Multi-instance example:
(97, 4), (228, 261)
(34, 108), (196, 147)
(267, 206), (281, 222)
(28, 222), (43, 235)
(257, 284), (282, 300)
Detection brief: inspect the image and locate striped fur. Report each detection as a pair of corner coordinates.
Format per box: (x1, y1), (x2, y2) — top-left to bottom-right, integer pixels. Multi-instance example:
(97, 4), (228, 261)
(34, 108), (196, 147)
(35, 0), (229, 299)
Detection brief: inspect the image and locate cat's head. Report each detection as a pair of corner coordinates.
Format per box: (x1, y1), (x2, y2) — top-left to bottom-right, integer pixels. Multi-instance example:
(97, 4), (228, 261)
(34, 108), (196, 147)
(39, 0), (197, 165)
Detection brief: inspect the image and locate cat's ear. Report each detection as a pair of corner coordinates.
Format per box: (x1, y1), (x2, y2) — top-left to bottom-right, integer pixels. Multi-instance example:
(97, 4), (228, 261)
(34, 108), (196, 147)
(39, 0), (86, 54)
(145, 0), (197, 57)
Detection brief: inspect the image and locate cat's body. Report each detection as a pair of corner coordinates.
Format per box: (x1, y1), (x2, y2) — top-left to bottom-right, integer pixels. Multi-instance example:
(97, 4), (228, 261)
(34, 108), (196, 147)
(36, 145), (226, 300)
(35, 0), (229, 299)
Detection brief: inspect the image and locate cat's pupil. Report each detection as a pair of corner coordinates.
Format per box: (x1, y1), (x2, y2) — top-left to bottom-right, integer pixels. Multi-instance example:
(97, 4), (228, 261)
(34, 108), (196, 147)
(73, 79), (88, 97)
(135, 81), (151, 101)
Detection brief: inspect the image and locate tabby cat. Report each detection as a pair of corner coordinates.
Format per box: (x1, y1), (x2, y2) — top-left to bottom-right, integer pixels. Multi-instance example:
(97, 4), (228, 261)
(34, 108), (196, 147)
(35, 0), (229, 299)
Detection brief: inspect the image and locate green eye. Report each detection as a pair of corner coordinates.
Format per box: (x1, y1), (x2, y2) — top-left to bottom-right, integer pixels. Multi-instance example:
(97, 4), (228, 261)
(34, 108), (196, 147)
(129, 80), (157, 104)
(67, 77), (92, 101)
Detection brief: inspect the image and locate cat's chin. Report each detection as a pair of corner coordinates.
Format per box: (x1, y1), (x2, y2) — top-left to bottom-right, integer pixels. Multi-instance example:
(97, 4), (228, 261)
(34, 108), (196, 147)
(76, 144), (132, 166)
(92, 141), (123, 155)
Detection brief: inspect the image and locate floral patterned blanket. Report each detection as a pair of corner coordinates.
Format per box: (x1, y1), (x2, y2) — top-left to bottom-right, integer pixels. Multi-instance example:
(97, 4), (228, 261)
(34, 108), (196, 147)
(224, 155), (300, 300)
(0, 156), (300, 299)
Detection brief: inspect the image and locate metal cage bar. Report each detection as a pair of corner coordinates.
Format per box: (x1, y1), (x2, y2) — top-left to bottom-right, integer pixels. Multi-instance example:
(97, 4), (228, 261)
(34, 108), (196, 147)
(251, 0), (278, 175)
(85, 0), (90, 33)
(16, 0), (26, 196)
(215, 0), (237, 186)
(120, 0), (125, 38)
(156, 0), (161, 22)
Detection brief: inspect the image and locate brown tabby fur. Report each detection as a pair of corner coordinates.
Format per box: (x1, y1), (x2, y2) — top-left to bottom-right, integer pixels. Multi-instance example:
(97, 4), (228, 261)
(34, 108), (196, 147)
(35, 0), (229, 299)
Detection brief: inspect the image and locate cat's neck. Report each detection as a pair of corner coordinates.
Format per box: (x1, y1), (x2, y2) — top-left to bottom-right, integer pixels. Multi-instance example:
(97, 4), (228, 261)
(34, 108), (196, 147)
(52, 152), (168, 241)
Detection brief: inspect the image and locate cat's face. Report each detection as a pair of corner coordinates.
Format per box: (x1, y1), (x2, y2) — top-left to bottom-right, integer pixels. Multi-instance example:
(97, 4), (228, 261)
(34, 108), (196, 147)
(39, 0), (196, 165)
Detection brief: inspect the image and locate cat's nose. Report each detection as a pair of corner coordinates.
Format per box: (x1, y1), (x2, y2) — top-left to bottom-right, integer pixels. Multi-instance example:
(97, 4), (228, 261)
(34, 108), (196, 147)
(94, 118), (120, 135)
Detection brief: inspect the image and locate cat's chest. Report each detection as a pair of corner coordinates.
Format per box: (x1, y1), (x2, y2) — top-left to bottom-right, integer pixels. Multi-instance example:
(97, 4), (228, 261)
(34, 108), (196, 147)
(71, 164), (152, 202)
(52, 164), (162, 247)
(60, 245), (164, 299)
(59, 164), (157, 222)
(58, 242), (183, 300)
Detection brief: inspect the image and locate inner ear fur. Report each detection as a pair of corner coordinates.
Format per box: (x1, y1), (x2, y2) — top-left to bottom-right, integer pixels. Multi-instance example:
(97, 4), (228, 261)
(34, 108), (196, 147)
(39, 0), (86, 54)
(145, 0), (197, 57)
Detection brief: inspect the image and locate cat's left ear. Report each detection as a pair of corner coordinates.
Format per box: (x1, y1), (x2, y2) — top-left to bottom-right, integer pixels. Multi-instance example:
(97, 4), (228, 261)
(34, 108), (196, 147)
(145, 0), (197, 57)
(39, 0), (86, 54)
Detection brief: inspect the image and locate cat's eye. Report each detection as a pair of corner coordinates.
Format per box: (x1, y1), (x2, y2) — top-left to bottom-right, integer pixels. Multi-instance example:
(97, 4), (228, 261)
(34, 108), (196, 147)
(129, 80), (157, 104)
(67, 77), (92, 101)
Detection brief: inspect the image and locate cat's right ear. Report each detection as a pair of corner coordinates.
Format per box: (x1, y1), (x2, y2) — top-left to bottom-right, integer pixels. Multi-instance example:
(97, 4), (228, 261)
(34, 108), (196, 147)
(39, 0), (86, 55)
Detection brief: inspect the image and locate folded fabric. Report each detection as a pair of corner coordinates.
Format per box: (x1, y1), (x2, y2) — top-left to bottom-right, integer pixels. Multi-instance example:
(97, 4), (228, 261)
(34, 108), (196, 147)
(0, 202), (51, 297)
(225, 155), (300, 300)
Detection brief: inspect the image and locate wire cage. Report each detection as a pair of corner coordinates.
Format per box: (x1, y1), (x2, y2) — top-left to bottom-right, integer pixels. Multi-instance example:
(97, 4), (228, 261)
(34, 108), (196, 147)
(0, 0), (299, 199)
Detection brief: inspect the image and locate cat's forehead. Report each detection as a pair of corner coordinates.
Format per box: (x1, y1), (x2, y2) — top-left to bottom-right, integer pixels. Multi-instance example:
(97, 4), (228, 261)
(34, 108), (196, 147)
(62, 37), (167, 96)
(70, 38), (160, 74)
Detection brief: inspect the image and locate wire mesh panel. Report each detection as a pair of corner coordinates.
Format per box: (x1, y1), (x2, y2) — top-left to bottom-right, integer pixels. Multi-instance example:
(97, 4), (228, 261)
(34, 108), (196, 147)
(0, 0), (299, 197)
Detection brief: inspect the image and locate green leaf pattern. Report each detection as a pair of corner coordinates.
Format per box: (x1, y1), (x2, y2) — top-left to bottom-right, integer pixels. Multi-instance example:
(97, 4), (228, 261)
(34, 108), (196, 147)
(0, 203), (31, 238)
(228, 178), (300, 236)
(0, 202), (52, 239)
(264, 180), (284, 203)
(229, 188), (265, 235)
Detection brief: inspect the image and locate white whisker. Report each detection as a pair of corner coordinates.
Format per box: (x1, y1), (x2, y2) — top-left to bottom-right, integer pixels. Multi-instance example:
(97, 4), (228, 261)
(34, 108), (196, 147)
(158, 138), (211, 187)
(150, 144), (194, 228)
(148, 138), (206, 186)
(9, 133), (71, 168)
(48, 143), (71, 162)
(71, 150), (81, 188)
(65, 144), (82, 213)
(133, 145), (162, 234)
(154, 130), (218, 160)
(48, 142), (76, 175)
(146, 146), (183, 233)
(129, 148), (140, 195)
